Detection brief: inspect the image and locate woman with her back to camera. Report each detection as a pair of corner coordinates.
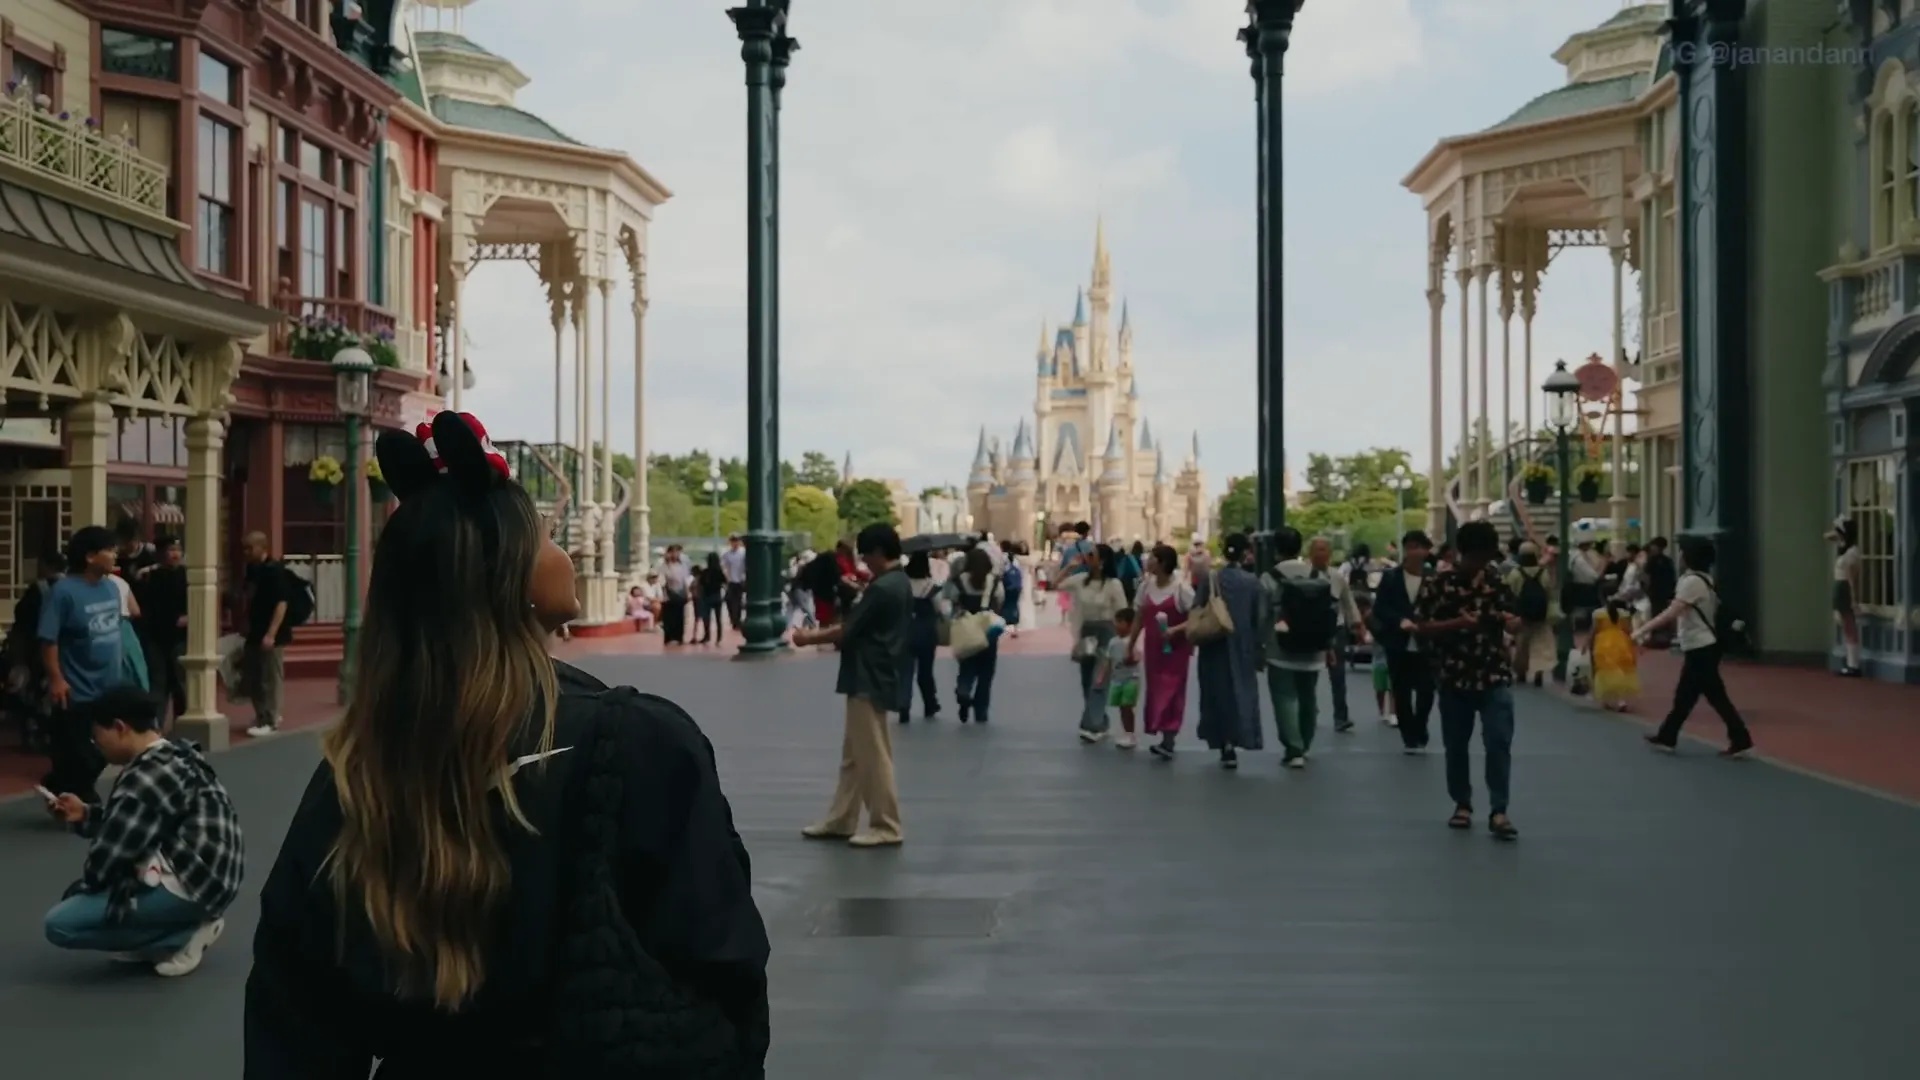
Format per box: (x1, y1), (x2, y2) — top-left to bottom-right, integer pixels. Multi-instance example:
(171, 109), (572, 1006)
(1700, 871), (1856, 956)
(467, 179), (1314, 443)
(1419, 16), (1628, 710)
(244, 412), (770, 1077)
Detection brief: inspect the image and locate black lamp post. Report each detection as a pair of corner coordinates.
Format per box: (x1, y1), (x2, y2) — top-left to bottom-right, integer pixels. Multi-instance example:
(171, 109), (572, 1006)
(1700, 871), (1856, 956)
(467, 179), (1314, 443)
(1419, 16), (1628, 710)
(1543, 360), (1580, 679)
(330, 344), (374, 705)
(1240, 0), (1303, 567)
(729, 0), (794, 655)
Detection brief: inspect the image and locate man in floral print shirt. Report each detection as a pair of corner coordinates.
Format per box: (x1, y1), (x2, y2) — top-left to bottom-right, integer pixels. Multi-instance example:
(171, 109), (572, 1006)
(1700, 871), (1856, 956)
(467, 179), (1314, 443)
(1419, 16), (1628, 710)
(1408, 521), (1523, 841)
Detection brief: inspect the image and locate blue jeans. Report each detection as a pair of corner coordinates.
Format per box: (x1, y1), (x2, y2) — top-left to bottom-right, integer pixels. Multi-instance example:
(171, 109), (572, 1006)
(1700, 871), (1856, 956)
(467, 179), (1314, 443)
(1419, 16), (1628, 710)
(45, 886), (209, 958)
(1438, 687), (1515, 815)
(955, 638), (999, 722)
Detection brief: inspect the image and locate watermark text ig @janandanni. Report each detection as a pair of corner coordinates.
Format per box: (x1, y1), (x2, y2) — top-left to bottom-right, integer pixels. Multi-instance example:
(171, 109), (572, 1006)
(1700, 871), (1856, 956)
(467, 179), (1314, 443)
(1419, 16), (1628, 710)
(1673, 41), (1868, 69)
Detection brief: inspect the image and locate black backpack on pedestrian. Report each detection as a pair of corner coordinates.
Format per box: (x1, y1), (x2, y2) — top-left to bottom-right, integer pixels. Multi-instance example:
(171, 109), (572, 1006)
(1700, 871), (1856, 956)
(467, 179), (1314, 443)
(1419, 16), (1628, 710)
(1515, 568), (1550, 623)
(1682, 571), (1749, 652)
(280, 565), (316, 628)
(1272, 571), (1339, 653)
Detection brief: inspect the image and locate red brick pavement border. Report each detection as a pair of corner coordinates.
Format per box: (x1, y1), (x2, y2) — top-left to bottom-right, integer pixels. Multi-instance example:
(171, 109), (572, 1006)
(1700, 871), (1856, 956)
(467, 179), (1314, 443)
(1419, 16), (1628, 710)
(1585, 650), (1920, 805)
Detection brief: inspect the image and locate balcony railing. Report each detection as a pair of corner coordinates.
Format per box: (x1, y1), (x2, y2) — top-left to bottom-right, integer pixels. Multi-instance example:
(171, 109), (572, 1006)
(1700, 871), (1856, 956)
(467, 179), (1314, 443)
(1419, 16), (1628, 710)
(270, 287), (400, 367)
(0, 85), (169, 220)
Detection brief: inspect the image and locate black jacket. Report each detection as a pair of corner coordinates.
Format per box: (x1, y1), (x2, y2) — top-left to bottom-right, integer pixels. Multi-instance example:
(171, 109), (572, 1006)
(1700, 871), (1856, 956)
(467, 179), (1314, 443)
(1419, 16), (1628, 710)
(1368, 566), (1426, 655)
(243, 660), (770, 1078)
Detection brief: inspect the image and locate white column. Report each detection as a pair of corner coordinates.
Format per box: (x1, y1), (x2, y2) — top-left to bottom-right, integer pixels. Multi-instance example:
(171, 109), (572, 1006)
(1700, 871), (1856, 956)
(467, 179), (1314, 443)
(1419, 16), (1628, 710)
(598, 276), (616, 578)
(1609, 235), (1630, 539)
(65, 397), (113, 529)
(1455, 265), (1471, 521)
(1475, 262), (1492, 513)
(448, 265), (466, 411)
(631, 271), (650, 576)
(1499, 264), (1514, 505)
(548, 283), (567, 446)
(179, 412), (227, 750)
(570, 283), (596, 618)
(1522, 265), (1537, 439)
(1427, 268), (1446, 538)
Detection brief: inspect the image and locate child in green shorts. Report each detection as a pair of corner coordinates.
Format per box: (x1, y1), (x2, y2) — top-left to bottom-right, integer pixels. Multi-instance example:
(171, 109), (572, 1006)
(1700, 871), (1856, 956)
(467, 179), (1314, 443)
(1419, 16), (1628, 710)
(1101, 608), (1142, 750)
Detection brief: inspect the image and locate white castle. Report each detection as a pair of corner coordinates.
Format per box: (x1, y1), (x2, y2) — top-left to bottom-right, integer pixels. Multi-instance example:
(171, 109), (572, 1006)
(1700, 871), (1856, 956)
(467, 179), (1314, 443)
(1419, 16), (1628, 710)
(967, 223), (1208, 545)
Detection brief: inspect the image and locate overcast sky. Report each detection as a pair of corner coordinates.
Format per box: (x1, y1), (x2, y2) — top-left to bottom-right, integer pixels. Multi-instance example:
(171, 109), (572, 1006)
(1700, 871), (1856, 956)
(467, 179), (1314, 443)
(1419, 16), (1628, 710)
(448, 0), (1635, 497)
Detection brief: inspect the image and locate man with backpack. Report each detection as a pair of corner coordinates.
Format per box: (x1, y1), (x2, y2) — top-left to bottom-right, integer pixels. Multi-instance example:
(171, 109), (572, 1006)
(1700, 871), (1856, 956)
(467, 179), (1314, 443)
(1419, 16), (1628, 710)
(1503, 542), (1558, 687)
(1259, 527), (1359, 768)
(239, 532), (313, 737)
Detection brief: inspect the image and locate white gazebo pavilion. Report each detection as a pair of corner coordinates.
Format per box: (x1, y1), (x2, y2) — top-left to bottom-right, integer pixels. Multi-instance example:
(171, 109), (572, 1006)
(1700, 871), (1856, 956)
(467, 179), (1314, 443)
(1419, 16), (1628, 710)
(406, 0), (669, 623)
(1403, 2), (1665, 541)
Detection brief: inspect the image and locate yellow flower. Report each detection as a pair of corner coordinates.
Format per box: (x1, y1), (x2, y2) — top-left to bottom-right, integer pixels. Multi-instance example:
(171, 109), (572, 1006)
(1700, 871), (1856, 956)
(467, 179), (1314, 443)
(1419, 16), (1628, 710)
(309, 455), (344, 485)
(365, 457), (385, 482)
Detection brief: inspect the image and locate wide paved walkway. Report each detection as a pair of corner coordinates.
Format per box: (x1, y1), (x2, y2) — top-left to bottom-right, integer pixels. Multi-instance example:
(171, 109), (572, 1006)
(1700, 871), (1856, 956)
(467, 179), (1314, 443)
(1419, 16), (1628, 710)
(2, 656), (1917, 1078)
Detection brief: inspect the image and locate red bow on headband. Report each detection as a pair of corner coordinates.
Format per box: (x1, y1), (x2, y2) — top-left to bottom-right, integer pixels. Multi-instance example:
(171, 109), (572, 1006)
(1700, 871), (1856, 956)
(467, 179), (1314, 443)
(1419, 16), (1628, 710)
(416, 412), (512, 481)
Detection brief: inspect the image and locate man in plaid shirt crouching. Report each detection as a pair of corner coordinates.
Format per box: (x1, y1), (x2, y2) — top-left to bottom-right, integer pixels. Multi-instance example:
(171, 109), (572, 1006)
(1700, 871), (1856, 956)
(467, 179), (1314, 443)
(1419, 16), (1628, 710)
(42, 686), (244, 977)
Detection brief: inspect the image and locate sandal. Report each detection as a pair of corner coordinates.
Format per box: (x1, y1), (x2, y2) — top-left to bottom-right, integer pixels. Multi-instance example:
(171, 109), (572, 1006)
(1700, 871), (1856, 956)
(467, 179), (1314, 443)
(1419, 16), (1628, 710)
(1488, 815), (1519, 841)
(1447, 807), (1472, 830)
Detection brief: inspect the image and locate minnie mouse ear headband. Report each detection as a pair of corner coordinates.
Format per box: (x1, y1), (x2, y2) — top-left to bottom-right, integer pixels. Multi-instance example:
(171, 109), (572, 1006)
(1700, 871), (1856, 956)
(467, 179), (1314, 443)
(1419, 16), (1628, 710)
(374, 411), (513, 504)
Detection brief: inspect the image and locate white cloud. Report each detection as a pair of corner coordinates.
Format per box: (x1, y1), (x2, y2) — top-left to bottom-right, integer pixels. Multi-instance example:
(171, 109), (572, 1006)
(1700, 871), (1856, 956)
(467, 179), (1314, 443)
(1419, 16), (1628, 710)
(446, 0), (1637, 500)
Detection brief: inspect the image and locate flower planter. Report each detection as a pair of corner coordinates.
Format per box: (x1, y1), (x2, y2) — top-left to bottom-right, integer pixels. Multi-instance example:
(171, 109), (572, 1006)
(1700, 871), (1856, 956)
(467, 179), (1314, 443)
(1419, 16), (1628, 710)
(1576, 480), (1601, 503)
(369, 479), (390, 504)
(1524, 479), (1552, 506)
(311, 482), (337, 508)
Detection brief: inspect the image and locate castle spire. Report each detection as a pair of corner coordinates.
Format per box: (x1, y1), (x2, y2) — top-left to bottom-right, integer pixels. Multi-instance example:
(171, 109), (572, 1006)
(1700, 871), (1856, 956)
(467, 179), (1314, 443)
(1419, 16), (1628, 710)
(968, 427), (993, 486)
(1011, 419), (1034, 461)
(1120, 298), (1130, 332)
(1137, 417), (1153, 451)
(1072, 287), (1086, 326)
(1186, 431), (1200, 468)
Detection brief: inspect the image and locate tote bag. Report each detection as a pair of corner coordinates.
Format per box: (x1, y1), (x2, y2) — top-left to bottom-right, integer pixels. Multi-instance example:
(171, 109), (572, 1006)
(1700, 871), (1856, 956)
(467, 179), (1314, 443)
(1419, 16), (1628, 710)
(1183, 570), (1234, 644)
(948, 611), (992, 660)
(119, 620), (150, 691)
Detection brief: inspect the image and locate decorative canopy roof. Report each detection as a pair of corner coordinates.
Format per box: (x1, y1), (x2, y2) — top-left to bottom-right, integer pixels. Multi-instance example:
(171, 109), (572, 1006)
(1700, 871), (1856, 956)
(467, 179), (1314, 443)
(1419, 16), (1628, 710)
(1489, 73), (1648, 131)
(429, 96), (582, 145)
(0, 179), (268, 326)
(1482, 2), (1665, 133)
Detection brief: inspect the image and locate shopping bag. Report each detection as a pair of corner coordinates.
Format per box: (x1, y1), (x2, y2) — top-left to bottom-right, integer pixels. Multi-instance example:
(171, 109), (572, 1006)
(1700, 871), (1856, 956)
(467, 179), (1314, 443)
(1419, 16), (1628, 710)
(949, 612), (992, 660)
(119, 621), (149, 691)
(1566, 647), (1593, 697)
(217, 634), (249, 704)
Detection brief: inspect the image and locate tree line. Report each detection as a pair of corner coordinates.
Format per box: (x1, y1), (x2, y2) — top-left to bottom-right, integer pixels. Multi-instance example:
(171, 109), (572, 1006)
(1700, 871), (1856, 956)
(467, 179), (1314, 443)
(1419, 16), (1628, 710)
(596, 447), (899, 551)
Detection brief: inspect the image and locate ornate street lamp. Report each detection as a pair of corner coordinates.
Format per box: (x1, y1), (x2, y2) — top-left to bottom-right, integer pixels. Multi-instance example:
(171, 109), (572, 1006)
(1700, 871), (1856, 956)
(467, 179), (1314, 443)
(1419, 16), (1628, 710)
(1385, 464), (1414, 532)
(331, 344), (374, 704)
(702, 463), (729, 545)
(1544, 359), (1581, 679)
(729, 0), (796, 656)
(1240, 0), (1304, 567)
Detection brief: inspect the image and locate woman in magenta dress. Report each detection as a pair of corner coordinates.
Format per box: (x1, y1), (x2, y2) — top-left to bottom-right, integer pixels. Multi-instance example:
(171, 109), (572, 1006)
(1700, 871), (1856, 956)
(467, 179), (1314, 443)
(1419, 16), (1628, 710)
(1127, 543), (1194, 760)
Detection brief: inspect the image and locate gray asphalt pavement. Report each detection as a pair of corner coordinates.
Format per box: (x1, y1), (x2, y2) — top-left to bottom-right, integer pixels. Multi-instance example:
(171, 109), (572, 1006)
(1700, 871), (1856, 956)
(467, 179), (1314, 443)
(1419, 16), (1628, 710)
(2, 655), (1918, 1079)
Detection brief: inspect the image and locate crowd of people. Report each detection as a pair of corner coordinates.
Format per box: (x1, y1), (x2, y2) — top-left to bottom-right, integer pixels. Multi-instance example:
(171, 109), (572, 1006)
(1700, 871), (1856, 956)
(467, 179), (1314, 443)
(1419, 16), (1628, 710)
(785, 513), (1779, 849)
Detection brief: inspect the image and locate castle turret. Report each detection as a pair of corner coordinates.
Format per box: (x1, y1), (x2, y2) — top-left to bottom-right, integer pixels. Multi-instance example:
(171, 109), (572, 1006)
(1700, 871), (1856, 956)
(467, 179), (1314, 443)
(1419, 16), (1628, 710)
(1151, 445), (1171, 541)
(1098, 425), (1129, 541)
(1088, 219), (1112, 373)
(1005, 419), (1039, 540)
(1118, 298), (1133, 370)
(966, 427), (993, 527)
(1175, 431), (1205, 541)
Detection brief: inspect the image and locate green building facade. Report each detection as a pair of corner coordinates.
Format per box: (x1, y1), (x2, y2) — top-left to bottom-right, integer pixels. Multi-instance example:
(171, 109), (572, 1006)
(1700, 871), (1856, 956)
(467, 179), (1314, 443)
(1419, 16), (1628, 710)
(1670, 0), (1903, 676)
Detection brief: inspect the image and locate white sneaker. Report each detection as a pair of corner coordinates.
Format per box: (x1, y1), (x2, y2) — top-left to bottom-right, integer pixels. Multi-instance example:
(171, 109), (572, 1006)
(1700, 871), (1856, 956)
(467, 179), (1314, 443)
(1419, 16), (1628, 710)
(246, 724), (277, 738)
(153, 918), (224, 977)
(1116, 735), (1137, 750)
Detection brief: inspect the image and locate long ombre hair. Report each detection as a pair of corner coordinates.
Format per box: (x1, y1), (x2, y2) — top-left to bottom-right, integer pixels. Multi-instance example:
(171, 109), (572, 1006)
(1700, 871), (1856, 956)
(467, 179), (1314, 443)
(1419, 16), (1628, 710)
(322, 439), (558, 1010)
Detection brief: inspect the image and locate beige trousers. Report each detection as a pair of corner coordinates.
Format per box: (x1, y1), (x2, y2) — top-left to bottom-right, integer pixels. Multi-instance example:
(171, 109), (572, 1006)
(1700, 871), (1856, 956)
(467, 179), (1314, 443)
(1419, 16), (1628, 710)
(819, 694), (903, 840)
(1513, 622), (1556, 682)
